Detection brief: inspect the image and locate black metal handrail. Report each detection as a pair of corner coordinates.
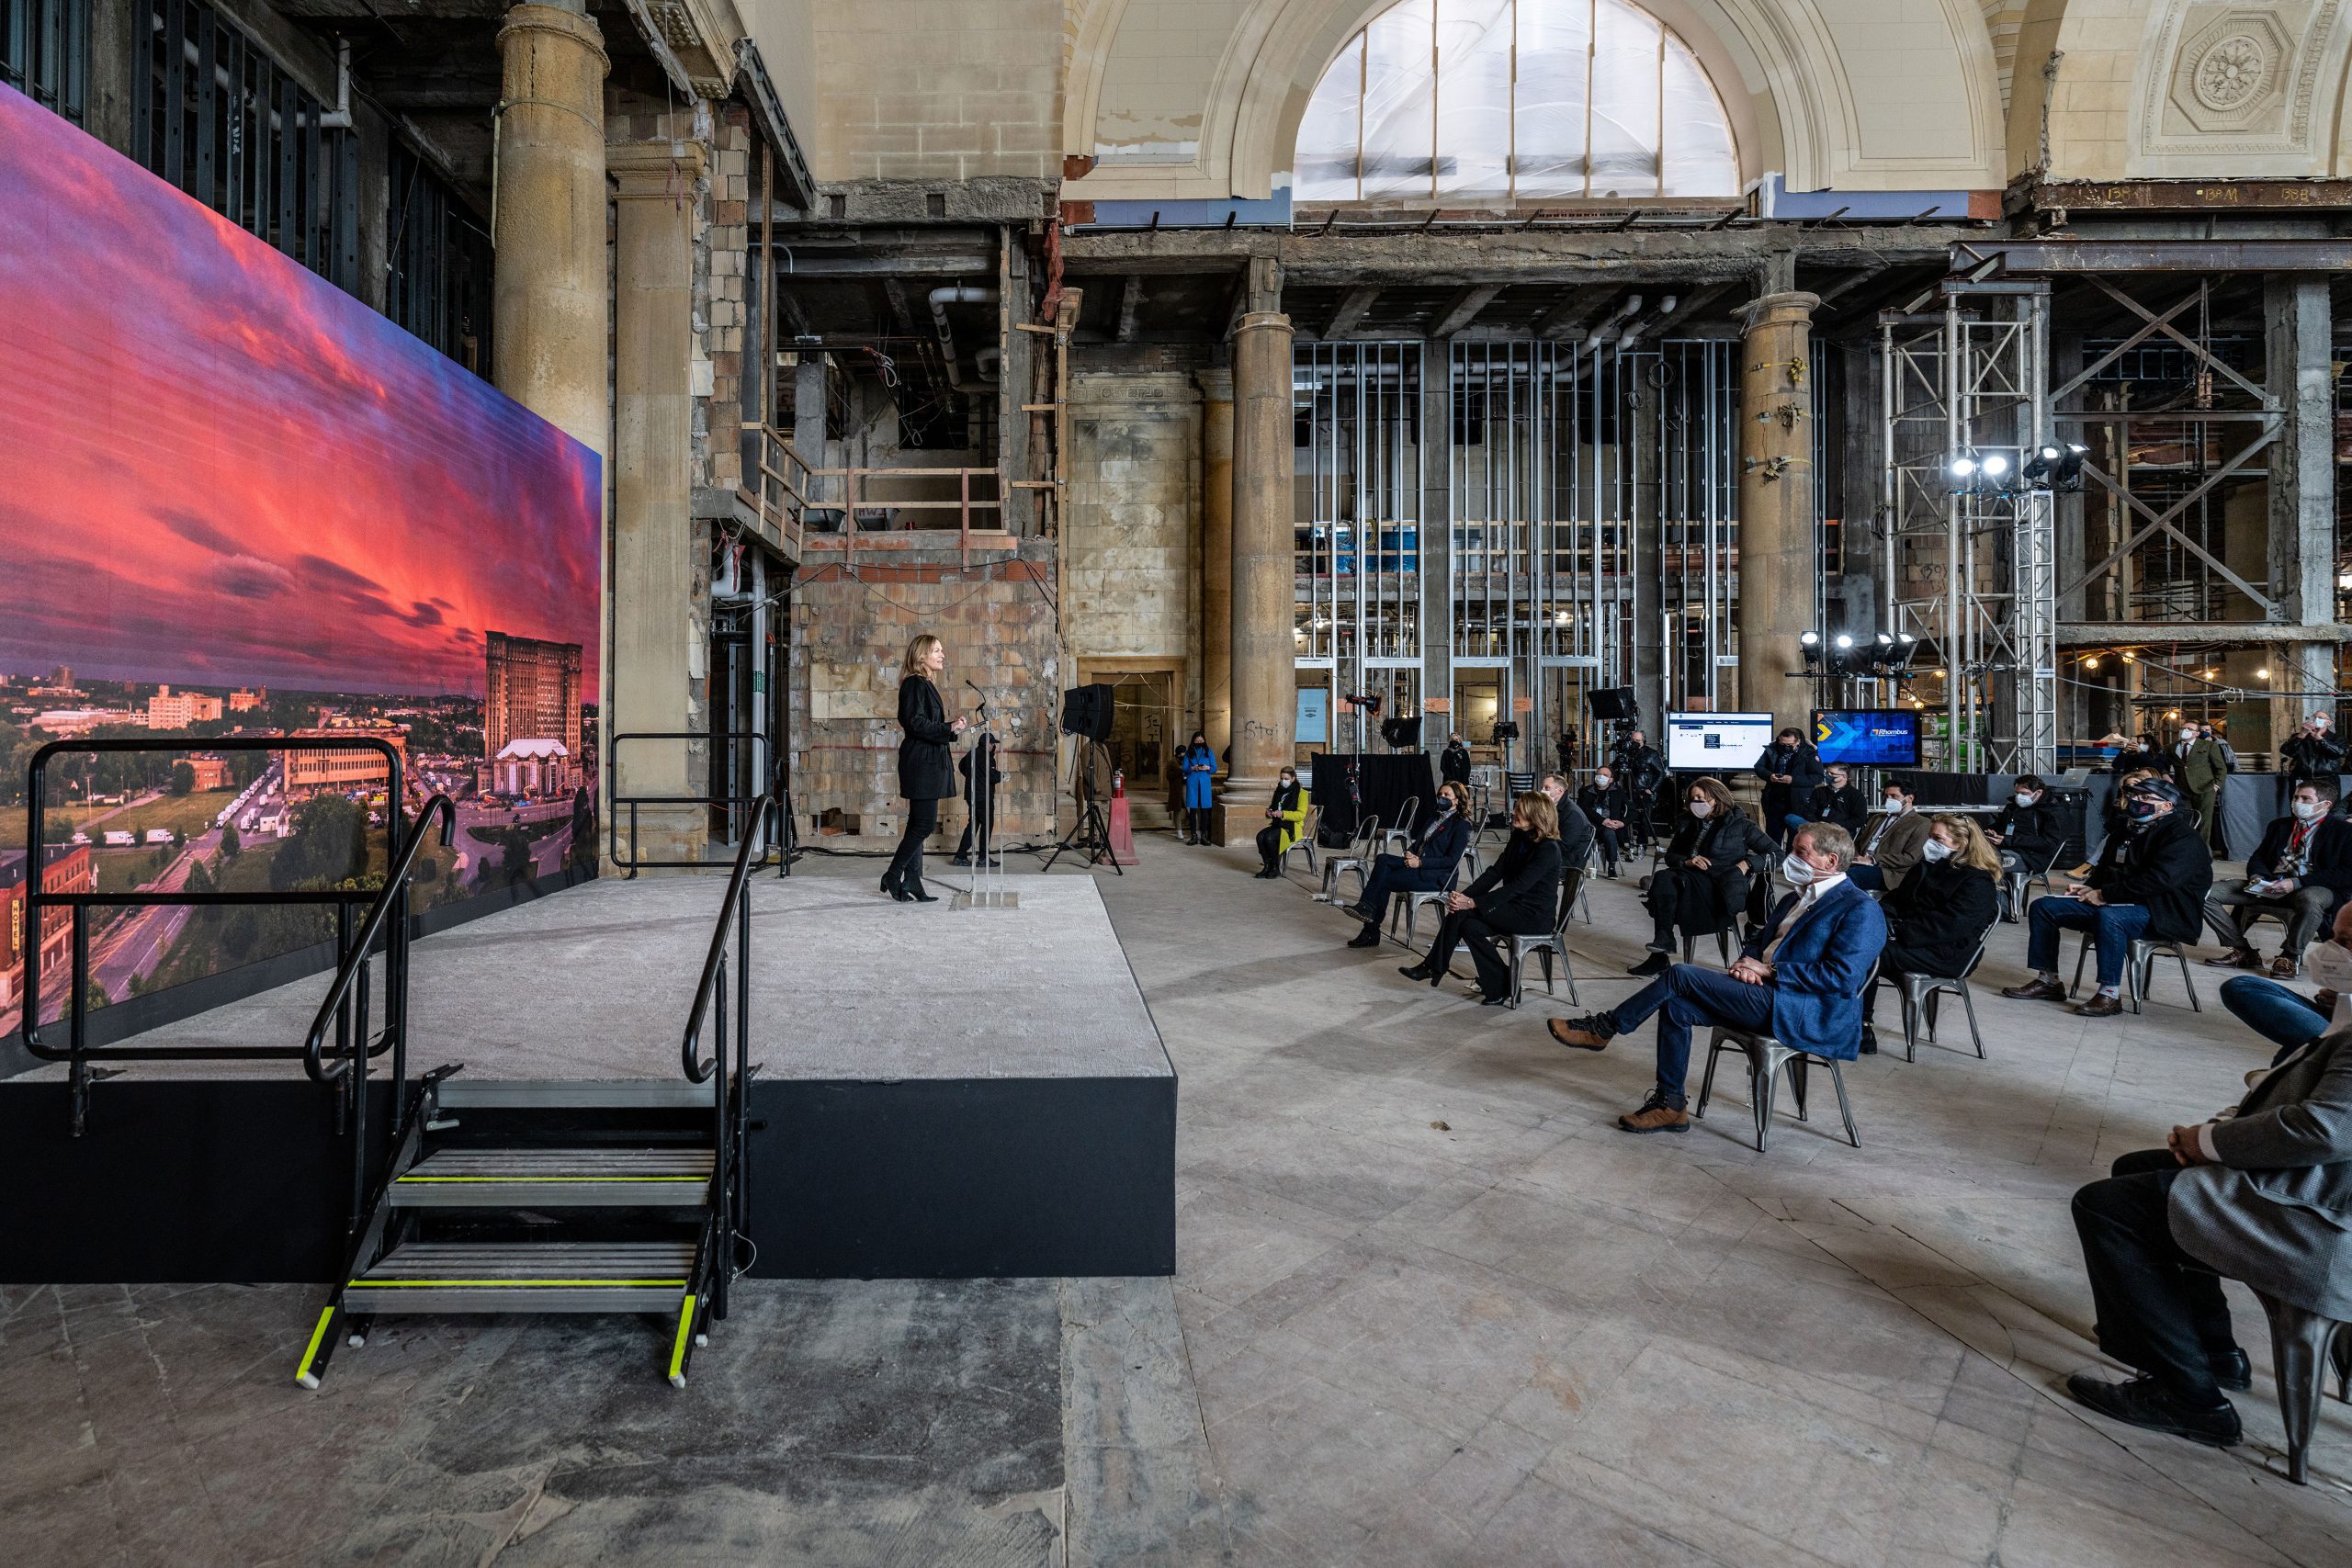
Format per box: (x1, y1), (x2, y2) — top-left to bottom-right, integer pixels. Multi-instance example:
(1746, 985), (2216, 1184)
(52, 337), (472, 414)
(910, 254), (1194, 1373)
(677, 786), (776, 1329)
(303, 795), (454, 1088)
(608, 729), (786, 877)
(19, 736), (407, 1134)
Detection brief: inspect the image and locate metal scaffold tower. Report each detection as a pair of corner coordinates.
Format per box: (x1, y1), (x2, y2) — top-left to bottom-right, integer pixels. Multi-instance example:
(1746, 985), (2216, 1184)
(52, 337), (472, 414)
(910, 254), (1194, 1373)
(1879, 279), (2057, 774)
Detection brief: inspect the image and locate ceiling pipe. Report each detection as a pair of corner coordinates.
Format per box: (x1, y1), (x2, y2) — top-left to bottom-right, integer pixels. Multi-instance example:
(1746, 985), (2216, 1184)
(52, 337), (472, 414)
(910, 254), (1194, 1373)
(928, 286), (999, 392)
(316, 39), (354, 130)
(1577, 292), (1643, 363)
(1613, 293), (1679, 352)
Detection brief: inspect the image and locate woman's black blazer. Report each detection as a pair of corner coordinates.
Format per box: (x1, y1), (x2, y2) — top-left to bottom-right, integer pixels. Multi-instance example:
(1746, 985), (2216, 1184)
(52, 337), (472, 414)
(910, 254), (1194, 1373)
(897, 675), (958, 800)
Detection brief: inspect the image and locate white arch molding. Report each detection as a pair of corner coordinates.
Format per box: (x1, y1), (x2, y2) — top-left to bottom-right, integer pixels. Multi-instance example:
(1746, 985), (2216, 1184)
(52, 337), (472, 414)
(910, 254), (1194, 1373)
(1065, 0), (2007, 200)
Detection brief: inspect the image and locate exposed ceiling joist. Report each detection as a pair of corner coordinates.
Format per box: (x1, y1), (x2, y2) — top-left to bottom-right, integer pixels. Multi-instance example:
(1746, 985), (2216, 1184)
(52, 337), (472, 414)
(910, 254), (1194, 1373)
(1430, 284), (1502, 338)
(1327, 285), (1381, 337)
(1536, 289), (1620, 340)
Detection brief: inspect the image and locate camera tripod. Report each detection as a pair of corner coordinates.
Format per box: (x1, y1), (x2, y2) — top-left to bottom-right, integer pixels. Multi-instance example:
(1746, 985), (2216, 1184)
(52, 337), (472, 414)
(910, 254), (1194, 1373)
(1040, 737), (1123, 874)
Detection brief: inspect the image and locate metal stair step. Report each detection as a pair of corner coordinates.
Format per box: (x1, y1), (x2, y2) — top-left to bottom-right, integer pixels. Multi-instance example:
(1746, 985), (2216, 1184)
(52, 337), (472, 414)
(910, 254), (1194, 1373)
(344, 1240), (696, 1314)
(390, 1146), (714, 1206)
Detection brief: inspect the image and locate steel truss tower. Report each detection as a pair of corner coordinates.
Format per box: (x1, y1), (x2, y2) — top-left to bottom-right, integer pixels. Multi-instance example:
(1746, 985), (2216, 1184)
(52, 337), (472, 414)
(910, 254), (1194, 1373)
(1880, 281), (2057, 774)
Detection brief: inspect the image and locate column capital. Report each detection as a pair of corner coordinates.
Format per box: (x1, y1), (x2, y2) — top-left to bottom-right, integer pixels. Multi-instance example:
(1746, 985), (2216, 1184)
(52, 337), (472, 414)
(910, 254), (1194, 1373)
(497, 3), (608, 69)
(608, 140), (707, 199)
(1234, 310), (1292, 339)
(1739, 290), (1819, 330)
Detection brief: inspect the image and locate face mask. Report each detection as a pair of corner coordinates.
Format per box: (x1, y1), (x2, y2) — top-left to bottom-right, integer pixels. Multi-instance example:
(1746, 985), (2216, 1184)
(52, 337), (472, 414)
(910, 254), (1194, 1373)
(2179, 730), (2196, 744)
(1922, 840), (1953, 863)
(1280, 776), (1295, 788)
(2125, 798), (2160, 825)
(2294, 800), (2326, 822)
(2013, 791), (2037, 807)
(1689, 801), (1713, 818)
(1883, 795), (1906, 814)
(1780, 852), (1817, 886)
(1593, 775), (1611, 790)
(2306, 941), (2352, 991)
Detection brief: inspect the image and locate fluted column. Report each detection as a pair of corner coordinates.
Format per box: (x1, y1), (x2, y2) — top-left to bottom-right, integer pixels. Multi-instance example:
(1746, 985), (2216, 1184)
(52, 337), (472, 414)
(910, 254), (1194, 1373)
(1219, 306), (1295, 844)
(492, 2), (610, 459)
(1197, 366), (1235, 766)
(1736, 290), (1820, 729)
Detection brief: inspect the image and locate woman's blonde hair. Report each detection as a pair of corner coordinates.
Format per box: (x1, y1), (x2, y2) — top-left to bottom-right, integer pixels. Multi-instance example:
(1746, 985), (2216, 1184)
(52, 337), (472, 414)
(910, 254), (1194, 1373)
(1685, 775), (1736, 817)
(901, 633), (944, 682)
(1514, 791), (1559, 841)
(1931, 814), (2003, 875)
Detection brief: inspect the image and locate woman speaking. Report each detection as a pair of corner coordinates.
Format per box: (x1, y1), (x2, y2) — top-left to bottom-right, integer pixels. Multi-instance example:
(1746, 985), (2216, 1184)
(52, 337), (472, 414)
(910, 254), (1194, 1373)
(884, 633), (967, 902)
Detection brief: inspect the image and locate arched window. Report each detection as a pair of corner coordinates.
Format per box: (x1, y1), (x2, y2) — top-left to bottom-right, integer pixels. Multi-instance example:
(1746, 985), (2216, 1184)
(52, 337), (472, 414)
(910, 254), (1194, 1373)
(1293, 0), (1738, 202)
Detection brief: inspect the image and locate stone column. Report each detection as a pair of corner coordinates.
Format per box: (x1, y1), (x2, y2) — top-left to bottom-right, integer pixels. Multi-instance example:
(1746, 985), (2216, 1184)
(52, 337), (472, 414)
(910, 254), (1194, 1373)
(1197, 366), (1235, 767)
(1220, 273), (1295, 845)
(609, 141), (707, 869)
(1736, 290), (1821, 730)
(2266, 276), (2337, 745)
(492, 2), (610, 458)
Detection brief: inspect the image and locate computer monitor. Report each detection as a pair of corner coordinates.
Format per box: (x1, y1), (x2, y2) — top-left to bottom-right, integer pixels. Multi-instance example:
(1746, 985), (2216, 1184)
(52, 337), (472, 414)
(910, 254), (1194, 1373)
(1664, 711), (1776, 773)
(1812, 708), (1923, 768)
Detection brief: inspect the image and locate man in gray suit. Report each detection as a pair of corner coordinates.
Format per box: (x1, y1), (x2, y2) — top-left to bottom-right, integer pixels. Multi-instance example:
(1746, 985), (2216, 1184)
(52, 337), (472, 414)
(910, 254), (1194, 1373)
(2066, 899), (2352, 1446)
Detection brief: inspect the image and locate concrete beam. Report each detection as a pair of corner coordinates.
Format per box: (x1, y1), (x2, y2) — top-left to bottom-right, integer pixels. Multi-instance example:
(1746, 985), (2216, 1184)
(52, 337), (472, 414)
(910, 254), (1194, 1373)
(2056, 623), (2352, 645)
(1063, 225), (1971, 286)
(1956, 239), (2352, 275)
(1430, 285), (1502, 339)
(1327, 286), (1381, 337)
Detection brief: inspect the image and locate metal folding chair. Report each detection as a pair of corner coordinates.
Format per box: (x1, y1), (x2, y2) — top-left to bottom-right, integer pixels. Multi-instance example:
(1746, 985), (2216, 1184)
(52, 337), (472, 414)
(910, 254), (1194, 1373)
(1873, 923), (1996, 1062)
(1695, 1028), (1861, 1152)
(1501, 868), (1582, 1008)
(1318, 815), (1384, 904)
(2071, 930), (2202, 1013)
(1277, 804), (1320, 875)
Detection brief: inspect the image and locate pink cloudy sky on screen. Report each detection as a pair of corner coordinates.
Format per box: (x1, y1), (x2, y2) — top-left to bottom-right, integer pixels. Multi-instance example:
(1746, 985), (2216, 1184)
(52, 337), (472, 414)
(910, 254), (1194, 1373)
(0, 84), (601, 701)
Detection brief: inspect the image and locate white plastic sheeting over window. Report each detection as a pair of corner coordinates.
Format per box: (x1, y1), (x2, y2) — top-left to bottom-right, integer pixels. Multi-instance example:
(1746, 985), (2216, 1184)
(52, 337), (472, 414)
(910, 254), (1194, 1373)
(1293, 0), (1737, 202)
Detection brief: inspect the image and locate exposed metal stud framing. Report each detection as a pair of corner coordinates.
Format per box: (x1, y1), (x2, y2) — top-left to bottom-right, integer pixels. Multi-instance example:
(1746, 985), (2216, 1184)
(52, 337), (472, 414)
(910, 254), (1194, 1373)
(1296, 339), (1739, 755)
(130, 0), (357, 295)
(3, 0), (89, 122)
(1879, 285), (2055, 773)
(1295, 342), (1426, 750)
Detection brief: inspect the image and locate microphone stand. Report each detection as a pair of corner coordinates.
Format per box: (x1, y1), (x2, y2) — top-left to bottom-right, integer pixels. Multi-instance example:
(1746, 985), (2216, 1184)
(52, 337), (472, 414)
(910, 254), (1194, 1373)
(956, 682), (1017, 909)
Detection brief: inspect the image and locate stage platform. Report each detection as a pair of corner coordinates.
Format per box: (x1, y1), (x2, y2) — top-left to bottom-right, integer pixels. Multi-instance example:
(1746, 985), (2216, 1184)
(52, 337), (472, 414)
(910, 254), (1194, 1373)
(0, 871), (1177, 1282)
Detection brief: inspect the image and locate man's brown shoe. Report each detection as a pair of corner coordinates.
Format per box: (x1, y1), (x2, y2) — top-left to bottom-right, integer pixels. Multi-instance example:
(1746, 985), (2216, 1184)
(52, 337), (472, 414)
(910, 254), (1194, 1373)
(2001, 977), (2069, 1002)
(1617, 1094), (1690, 1134)
(2202, 948), (2261, 971)
(2075, 993), (2124, 1018)
(1547, 1017), (1614, 1052)
(2270, 955), (2301, 981)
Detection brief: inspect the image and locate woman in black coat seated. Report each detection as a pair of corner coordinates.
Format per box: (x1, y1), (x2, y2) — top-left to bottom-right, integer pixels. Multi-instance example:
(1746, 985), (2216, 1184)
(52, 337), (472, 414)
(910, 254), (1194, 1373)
(1398, 791), (1565, 1004)
(882, 633), (967, 902)
(1344, 781), (1472, 947)
(1630, 775), (1777, 976)
(1861, 814), (2001, 1053)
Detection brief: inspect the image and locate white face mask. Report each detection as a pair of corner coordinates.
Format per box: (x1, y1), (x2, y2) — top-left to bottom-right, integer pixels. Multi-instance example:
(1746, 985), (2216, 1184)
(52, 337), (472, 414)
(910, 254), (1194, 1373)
(1883, 795), (1906, 814)
(1689, 800), (1713, 818)
(1781, 852), (1817, 886)
(1922, 839), (1953, 863)
(1593, 775), (1611, 790)
(2294, 799), (2326, 822)
(2305, 941), (2352, 991)
(2179, 730), (2196, 744)
(2013, 791), (2038, 807)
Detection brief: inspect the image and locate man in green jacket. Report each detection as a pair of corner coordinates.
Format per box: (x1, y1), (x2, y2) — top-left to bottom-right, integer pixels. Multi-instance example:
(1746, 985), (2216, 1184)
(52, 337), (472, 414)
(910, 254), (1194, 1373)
(2172, 723), (2228, 860)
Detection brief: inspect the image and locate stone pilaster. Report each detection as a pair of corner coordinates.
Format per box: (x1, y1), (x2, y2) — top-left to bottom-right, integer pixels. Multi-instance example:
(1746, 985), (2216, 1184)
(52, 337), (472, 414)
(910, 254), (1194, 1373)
(1736, 291), (1820, 730)
(1221, 309), (1295, 844)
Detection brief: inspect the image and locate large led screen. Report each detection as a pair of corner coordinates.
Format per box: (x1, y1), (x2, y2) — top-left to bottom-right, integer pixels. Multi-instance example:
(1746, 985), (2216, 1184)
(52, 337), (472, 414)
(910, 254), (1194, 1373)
(0, 85), (602, 1043)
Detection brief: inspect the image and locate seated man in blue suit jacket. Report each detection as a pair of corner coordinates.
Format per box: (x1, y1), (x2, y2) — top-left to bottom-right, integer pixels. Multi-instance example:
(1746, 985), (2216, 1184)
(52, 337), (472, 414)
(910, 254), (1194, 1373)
(1345, 782), (1474, 947)
(1544, 820), (1888, 1134)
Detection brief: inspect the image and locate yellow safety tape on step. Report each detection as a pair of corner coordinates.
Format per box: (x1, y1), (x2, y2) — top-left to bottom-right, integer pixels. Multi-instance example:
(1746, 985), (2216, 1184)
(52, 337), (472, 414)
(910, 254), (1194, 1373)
(668, 1295), (698, 1384)
(348, 1278), (690, 1288)
(294, 1305), (336, 1384)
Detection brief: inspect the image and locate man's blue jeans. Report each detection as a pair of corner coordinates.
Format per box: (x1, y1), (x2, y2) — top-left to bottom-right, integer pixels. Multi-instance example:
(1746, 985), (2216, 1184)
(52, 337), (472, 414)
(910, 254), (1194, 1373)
(1603, 962), (1774, 1103)
(2027, 897), (2152, 989)
(2219, 976), (2327, 1066)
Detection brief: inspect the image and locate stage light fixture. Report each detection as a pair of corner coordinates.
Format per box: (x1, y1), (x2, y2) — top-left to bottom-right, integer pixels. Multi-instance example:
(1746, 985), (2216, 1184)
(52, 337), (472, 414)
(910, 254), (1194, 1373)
(1834, 634), (1854, 650)
(1799, 630), (1824, 671)
(1979, 452), (2011, 479)
(1948, 454), (1978, 479)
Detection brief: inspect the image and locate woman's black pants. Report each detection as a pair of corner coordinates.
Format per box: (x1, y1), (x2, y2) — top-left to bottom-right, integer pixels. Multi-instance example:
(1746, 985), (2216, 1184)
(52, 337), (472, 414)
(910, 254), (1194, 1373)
(887, 796), (940, 892)
(1256, 823), (1284, 872)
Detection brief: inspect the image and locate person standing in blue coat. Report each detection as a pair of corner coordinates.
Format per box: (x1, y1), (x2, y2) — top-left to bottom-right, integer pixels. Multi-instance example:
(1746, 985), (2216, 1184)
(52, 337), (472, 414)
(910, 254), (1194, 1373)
(1177, 729), (1216, 844)
(1544, 820), (1887, 1134)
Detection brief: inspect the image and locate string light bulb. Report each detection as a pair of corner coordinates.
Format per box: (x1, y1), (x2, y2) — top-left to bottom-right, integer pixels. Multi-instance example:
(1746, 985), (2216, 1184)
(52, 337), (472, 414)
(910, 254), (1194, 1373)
(2083, 655), (2101, 671)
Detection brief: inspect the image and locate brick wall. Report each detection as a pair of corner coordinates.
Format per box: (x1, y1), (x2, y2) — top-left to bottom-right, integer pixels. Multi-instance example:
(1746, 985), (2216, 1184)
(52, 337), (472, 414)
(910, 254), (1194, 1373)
(789, 538), (1066, 849)
(813, 0), (1064, 182)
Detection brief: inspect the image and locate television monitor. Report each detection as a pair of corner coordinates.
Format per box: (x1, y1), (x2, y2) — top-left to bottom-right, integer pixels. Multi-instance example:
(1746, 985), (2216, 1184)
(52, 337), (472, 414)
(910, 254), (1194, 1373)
(1664, 711), (1777, 773)
(1812, 709), (1923, 768)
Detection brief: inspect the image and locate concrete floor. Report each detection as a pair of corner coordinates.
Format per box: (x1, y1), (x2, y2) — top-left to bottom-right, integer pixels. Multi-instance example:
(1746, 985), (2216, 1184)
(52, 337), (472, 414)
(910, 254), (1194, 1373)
(6, 834), (2352, 1565)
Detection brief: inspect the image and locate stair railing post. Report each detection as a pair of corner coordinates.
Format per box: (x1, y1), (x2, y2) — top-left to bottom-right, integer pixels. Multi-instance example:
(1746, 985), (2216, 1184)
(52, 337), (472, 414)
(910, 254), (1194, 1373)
(713, 947), (731, 1321)
(734, 844), (753, 1277)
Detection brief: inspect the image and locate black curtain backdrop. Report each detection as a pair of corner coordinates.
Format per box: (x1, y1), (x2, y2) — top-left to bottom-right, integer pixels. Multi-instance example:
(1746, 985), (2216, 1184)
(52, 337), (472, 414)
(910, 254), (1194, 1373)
(1309, 753), (1437, 843)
